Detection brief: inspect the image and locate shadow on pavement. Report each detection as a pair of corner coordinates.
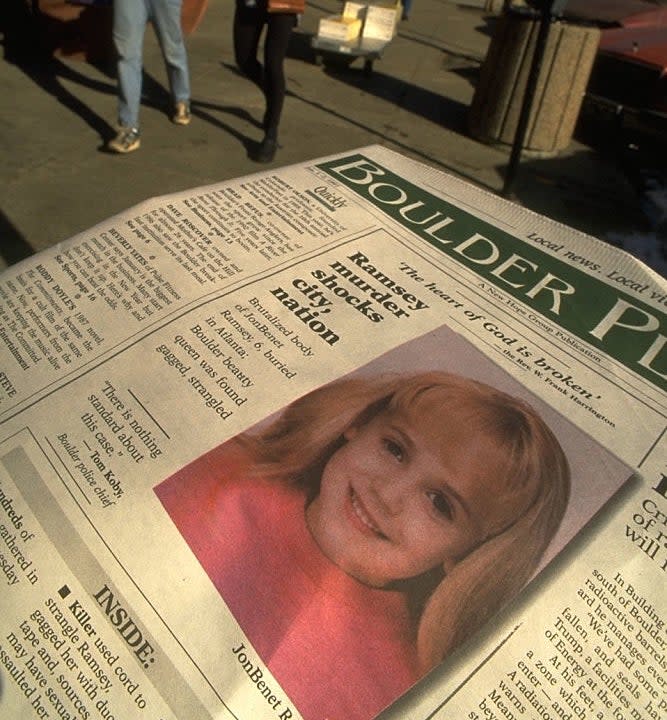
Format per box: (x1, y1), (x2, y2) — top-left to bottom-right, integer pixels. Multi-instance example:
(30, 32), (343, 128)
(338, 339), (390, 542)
(501, 149), (645, 240)
(284, 82), (491, 189)
(327, 66), (469, 130)
(0, 211), (35, 266)
(11, 56), (116, 144)
(288, 29), (470, 132)
(190, 99), (259, 159)
(2, 3), (117, 146)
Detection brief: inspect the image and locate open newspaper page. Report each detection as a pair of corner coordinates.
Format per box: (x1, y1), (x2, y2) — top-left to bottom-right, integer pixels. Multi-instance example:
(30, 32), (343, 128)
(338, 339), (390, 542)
(0, 146), (664, 720)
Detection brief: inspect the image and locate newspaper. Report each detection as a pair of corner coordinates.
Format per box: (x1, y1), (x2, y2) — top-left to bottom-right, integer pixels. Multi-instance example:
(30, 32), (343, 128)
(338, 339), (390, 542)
(0, 145), (665, 720)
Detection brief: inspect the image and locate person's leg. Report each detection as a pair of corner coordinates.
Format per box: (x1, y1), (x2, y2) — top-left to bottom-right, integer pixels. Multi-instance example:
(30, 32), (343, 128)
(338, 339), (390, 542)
(262, 12), (295, 139)
(113, 0), (148, 130)
(233, 2), (265, 89)
(255, 11), (295, 160)
(150, 0), (191, 113)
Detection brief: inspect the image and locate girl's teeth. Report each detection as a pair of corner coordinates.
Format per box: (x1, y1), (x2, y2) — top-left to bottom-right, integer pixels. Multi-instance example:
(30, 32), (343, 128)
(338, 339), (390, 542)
(351, 490), (381, 534)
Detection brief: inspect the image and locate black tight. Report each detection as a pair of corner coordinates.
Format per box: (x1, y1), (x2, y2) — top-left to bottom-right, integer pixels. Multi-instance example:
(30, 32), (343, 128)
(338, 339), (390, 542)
(233, 1), (296, 140)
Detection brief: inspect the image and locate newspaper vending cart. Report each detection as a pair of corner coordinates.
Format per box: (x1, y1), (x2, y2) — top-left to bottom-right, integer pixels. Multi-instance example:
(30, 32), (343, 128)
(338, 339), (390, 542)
(312, 1), (400, 75)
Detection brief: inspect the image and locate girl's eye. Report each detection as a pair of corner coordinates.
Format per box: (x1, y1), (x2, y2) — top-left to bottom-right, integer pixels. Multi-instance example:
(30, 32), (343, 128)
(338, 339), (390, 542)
(383, 439), (404, 461)
(427, 491), (453, 520)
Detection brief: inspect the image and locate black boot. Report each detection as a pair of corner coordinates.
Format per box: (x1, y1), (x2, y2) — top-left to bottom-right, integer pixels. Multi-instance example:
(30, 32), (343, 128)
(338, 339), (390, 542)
(253, 135), (277, 163)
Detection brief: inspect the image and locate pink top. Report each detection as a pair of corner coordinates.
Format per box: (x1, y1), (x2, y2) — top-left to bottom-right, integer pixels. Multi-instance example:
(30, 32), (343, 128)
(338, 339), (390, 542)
(156, 442), (420, 720)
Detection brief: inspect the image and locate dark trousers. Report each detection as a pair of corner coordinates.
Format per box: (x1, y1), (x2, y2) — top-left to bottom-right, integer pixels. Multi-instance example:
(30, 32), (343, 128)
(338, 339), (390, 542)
(233, 1), (296, 139)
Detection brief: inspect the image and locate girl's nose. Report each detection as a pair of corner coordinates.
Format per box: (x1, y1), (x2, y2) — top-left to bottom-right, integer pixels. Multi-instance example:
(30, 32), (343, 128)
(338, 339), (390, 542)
(371, 474), (411, 516)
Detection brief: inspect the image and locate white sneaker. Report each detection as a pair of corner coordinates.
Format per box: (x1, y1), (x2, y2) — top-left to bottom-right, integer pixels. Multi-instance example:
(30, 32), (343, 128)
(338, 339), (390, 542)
(172, 101), (191, 126)
(108, 127), (140, 154)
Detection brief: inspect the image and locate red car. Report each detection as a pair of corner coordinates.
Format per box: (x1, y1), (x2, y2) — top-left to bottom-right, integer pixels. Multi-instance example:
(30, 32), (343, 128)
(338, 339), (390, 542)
(591, 25), (667, 116)
(563, 0), (667, 26)
(565, 0), (667, 143)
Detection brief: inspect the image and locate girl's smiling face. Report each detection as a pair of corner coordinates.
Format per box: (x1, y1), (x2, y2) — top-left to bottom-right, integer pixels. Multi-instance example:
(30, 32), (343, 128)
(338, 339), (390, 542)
(305, 397), (534, 588)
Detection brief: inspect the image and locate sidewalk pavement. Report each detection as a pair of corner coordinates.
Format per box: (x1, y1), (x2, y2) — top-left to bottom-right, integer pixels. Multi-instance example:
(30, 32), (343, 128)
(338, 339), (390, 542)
(1, 0), (662, 274)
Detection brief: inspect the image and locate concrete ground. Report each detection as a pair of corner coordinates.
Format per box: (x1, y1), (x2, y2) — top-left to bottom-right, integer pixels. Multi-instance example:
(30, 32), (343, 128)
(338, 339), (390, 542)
(0, 0), (662, 274)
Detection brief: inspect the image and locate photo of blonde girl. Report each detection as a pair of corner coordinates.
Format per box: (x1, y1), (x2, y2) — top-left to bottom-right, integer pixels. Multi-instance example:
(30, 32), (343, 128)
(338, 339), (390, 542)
(155, 328), (630, 720)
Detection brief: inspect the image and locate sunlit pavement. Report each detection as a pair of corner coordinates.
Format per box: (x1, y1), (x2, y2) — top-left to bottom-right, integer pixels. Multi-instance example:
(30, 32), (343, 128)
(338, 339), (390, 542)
(1, 0), (663, 275)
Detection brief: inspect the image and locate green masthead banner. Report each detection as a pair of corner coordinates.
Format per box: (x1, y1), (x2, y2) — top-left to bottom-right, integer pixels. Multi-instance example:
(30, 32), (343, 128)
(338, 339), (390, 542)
(318, 154), (667, 392)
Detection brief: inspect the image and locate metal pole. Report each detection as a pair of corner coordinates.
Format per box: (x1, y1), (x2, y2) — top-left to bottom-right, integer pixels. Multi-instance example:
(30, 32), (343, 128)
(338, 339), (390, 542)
(500, 2), (556, 198)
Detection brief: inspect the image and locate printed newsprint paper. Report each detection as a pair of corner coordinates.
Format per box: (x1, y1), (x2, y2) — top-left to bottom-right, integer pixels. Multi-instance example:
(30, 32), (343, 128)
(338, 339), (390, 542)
(0, 146), (664, 720)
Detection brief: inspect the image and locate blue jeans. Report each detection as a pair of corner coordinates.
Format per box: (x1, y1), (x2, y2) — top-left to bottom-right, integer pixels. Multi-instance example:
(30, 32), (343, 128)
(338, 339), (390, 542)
(113, 0), (190, 129)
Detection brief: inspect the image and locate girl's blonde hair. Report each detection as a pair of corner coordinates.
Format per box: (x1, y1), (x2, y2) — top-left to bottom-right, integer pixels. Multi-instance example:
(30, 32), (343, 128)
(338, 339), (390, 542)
(238, 371), (570, 672)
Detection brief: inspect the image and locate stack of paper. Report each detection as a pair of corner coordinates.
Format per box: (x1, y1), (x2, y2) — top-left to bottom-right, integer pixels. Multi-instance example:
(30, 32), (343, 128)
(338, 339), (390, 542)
(343, 1), (367, 20)
(362, 3), (398, 41)
(317, 15), (363, 42)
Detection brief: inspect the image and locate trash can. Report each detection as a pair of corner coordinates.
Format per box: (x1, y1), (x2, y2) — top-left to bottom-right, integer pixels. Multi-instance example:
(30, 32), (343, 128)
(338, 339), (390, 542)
(469, 6), (600, 156)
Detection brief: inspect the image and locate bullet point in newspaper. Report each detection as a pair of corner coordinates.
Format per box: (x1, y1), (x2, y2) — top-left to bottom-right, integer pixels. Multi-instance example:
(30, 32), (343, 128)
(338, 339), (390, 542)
(58, 585), (71, 598)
